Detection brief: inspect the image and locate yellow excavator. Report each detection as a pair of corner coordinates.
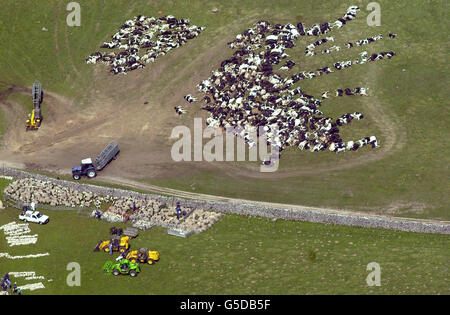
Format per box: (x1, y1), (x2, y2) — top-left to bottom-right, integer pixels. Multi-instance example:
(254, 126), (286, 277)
(26, 109), (42, 131)
(94, 235), (131, 254)
(126, 248), (160, 265)
(26, 81), (43, 131)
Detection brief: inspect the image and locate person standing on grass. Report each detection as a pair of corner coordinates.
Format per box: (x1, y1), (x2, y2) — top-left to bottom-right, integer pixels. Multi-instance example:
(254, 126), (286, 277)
(176, 202), (181, 220)
(109, 243), (113, 255)
(3, 273), (11, 289)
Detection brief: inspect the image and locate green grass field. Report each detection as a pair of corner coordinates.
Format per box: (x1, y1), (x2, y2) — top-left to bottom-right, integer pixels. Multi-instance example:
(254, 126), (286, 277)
(0, 0), (448, 220)
(1, 207), (449, 295)
(0, 179), (448, 295)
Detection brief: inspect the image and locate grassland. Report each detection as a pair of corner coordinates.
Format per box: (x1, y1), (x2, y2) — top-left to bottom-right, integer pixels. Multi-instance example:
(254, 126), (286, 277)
(1, 206), (449, 295)
(0, 179), (449, 295)
(0, 0), (448, 221)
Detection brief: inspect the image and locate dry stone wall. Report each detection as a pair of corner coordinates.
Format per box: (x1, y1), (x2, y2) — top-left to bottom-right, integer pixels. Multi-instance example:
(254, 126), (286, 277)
(1, 167), (449, 235)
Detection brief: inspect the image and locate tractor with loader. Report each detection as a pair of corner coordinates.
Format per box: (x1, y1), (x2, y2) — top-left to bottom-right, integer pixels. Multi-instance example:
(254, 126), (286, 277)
(126, 248), (160, 265)
(94, 235), (130, 254)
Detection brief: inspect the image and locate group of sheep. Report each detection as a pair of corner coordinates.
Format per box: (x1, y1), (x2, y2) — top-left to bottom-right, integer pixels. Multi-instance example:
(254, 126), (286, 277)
(96, 195), (222, 234)
(86, 15), (205, 75)
(135, 208), (222, 234)
(3, 178), (221, 235)
(3, 178), (113, 209)
(182, 5), (394, 161)
(98, 196), (163, 223)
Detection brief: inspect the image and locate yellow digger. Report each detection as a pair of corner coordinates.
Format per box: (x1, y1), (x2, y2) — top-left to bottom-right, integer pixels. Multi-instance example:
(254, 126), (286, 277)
(126, 247), (160, 265)
(94, 235), (130, 254)
(25, 109), (42, 131)
(26, 81), (43, 131)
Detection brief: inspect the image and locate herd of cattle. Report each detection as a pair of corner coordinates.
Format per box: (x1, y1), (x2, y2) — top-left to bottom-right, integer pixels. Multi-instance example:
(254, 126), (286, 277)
(86, 15), (204, 75)
(306, 33), (396, 56)
(85, 6), (397, 160)
(178, 5), (397, 161)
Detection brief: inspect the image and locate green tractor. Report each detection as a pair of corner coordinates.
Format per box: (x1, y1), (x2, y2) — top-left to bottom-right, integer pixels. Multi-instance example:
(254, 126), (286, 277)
(103, 259), (141, 277)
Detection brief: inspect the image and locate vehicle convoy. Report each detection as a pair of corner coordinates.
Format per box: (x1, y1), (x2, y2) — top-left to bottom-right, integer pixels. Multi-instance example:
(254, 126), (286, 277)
(103, 259), (140, 277)
(126, 248), (160, 265)
(72, 141), (119, 180)
(26, 81), (43, 131)
(19, 210), (49, 224)
(94, 235), (130, 254)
